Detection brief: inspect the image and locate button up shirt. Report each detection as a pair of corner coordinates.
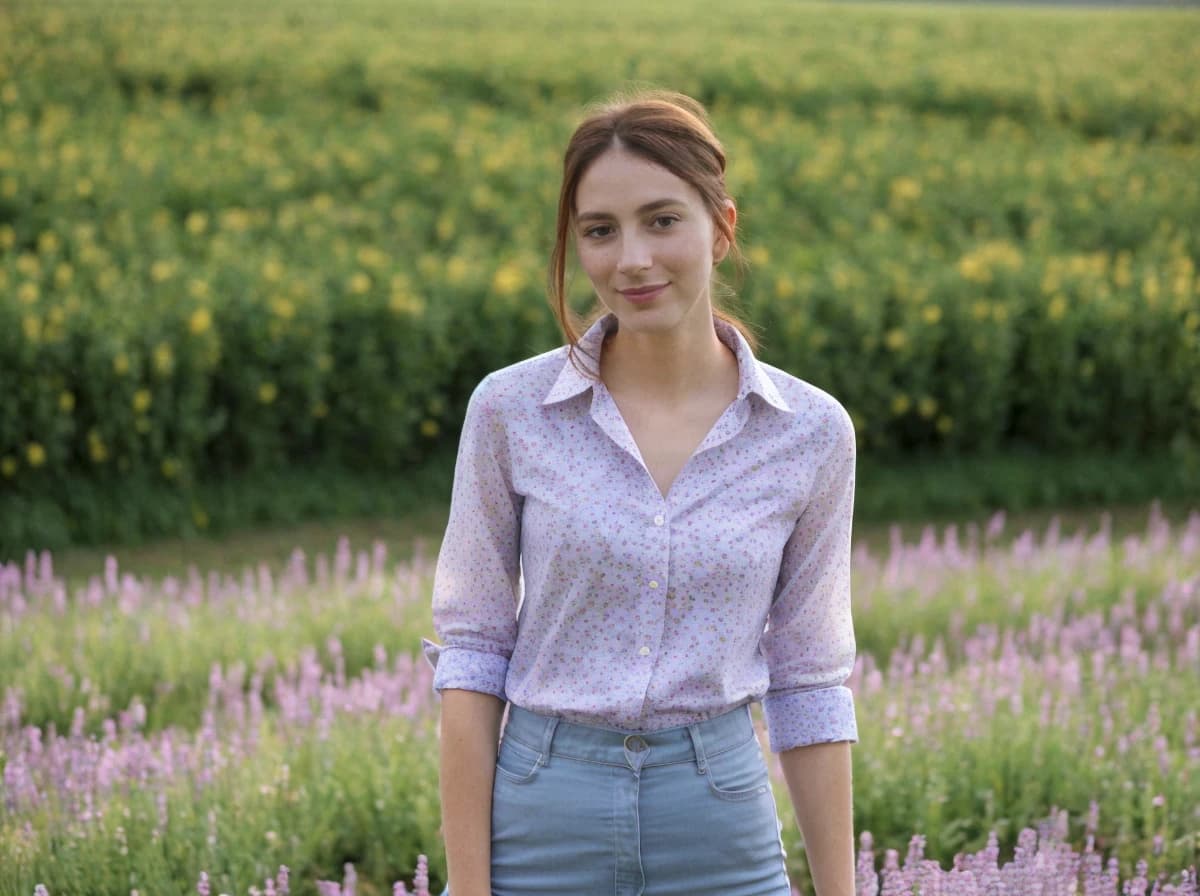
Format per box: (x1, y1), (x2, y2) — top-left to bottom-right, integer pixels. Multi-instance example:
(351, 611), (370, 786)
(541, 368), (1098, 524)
(422, 312), (858, 752)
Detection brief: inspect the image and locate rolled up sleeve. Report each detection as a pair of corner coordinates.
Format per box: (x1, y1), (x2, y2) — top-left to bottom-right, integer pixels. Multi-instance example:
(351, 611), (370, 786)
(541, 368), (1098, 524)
(422, 373), (522, 700)
(761, 401), (858, 753)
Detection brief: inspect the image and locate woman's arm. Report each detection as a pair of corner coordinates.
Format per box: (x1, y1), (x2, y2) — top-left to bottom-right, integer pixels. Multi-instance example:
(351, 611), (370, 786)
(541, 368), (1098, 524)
(778, 740), (855, 896)
(439, 689), (505, 896)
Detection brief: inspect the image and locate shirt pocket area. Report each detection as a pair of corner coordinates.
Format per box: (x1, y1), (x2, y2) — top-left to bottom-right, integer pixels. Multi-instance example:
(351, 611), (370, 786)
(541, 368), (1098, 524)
(704, 734), (772, 802)
(494, 734), (544, 785)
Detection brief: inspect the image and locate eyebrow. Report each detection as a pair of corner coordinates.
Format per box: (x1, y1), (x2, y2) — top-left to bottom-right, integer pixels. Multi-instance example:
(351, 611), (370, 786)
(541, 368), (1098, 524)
(575, 198), (685, 225)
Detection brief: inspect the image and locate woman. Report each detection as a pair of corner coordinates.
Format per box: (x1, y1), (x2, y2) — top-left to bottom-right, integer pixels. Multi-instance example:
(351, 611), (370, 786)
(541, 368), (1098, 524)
(422, 88), (858, 896)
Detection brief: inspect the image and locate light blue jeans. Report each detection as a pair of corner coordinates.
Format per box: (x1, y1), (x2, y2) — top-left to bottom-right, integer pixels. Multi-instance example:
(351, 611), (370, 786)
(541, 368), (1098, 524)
(440, 702), (791, 896)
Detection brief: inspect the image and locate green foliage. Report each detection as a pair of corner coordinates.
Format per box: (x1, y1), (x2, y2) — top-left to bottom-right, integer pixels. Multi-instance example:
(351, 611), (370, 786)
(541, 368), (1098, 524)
(2, 0), (1199, 544)
(0, 716), (443, 896)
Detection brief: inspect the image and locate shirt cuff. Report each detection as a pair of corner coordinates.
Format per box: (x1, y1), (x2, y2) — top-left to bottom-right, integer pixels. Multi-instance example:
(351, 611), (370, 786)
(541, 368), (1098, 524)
(762, 685), (858, 753)
(421, 639), (509, 700)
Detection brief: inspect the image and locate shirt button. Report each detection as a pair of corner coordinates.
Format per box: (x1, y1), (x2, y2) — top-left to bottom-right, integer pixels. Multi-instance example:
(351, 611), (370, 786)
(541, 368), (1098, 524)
(649, 580), (659, 589)
(653, 514), (665, 526)
(638, 646), (651, 656)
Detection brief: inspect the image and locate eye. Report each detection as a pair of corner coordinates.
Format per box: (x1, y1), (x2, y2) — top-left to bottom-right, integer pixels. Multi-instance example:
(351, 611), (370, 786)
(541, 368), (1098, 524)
(582, 224), (613, 239)
(652, 215), (679, 229)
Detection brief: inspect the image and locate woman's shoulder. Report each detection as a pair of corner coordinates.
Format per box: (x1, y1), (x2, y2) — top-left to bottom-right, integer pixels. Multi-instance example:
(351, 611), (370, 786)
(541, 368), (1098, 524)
(469, 345), (572, 412)
(757, 361), (856, 445)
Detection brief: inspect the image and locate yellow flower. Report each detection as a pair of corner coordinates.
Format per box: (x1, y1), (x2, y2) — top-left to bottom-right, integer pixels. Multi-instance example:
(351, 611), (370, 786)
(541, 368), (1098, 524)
(88, 430), (108, 463)
(311, 400), (329, 418)
(491, 262), (525, 297)
(1047, 295), (1068, 321)
(58, 392), (74, 413)
(113, 353), (130, 376)
(356, 246), (388, 269)
(890, 393), (911, 416)
(153, 342), (174, 375)
(37, 231), (60, 254)
(889, 176), (922, 202)
(185, 211), (209, 235)
(884, 328), (908, 352)
(188, 278), (210, 299)
(54, 263), (73, 287)
(150, 259), (175, 282)
(389, 290), (425, 316)
(269, 296), (295, 320)
(221, 208), (251, 232)
(189, 307), (212, 335)
(192, 505), (209, 529)
(26, 443), (46, 467)
(348, 272), (371, 294)
(917, 396), (938, 419)
(258, 382), (278, 404)
(936, 415), (954, 434)
(420, 419), (440, 438)
(18, 282), (38, 304)
(748, 246), (770, 267)
(0, 224), (13, 249)
(262, 258), (284, 282)
(445, 255), (469, 285)
(957, 255), (990, 283)
(1, 456), (17, 477)
(921, 305), (942, 325)
(161, 457), (179, 479)
(133, 389), (152, 413)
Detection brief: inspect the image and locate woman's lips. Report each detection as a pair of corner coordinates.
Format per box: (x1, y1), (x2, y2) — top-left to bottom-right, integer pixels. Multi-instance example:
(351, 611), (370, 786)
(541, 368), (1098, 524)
(619, 283), (668, 303)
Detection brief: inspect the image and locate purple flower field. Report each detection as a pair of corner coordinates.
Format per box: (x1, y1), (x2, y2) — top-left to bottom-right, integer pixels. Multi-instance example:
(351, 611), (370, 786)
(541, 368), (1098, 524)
(2, 505), (1198, 894)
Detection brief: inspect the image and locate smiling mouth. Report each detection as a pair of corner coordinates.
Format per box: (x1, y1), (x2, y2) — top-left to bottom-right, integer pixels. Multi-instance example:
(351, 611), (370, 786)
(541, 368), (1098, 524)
(619, 283), (668, 297)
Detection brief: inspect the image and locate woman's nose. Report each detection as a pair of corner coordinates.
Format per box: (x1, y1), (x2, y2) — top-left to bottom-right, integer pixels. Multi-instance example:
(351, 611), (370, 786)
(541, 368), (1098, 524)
(617, 235), (652, 274)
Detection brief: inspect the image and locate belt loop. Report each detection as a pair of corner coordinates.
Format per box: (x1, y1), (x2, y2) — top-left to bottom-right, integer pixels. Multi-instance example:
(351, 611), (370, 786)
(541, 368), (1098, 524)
(686, 722), (708, 775)
(537, 715), (561, 767)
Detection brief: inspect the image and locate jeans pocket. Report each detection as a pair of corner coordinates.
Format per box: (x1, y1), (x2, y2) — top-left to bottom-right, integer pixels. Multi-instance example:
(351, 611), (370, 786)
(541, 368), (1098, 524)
(494, 734), (543, 785)
(705, 734), (772, 802)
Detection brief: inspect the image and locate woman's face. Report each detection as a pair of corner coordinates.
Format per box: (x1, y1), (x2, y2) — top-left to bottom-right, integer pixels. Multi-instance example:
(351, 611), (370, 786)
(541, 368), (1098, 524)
(573, 144), (733, 335)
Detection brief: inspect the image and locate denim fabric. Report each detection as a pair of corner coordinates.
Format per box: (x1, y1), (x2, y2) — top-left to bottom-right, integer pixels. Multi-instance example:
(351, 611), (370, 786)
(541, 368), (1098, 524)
(440, 702), (791, 896)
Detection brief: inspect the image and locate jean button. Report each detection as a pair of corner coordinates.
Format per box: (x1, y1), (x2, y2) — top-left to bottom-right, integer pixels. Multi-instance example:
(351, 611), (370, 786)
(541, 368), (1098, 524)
(624, 734), (648, 752)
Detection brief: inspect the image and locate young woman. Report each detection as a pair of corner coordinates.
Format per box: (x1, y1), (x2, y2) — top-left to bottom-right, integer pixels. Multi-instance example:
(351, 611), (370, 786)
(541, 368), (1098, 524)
(422, 88), (858, 896)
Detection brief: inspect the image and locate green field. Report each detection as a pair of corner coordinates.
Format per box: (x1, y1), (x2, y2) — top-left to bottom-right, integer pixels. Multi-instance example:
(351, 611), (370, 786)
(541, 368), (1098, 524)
(2, 0), (1200, 552)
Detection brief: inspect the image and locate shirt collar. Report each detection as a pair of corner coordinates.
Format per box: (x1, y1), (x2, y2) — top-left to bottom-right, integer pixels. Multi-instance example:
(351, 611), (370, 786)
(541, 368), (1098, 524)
(542, 312), (792, 413)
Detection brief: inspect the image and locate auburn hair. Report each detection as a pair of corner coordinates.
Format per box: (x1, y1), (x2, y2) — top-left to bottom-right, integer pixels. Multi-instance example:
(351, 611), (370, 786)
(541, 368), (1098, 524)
(546, 87), (757, 379)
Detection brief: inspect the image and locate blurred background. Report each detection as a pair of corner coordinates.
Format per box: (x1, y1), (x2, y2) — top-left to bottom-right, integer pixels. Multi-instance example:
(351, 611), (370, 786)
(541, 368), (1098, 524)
(1, 1), (1199, 894)
(2, 0), (1199, 562)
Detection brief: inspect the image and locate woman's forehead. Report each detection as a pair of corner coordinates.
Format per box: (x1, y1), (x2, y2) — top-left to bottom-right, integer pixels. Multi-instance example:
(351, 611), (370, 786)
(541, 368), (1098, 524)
(575, 149), (698, 216)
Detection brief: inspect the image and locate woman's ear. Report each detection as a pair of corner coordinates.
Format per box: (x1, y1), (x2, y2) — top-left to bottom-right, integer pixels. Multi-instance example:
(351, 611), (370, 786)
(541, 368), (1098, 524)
(713, 199), (737, 264)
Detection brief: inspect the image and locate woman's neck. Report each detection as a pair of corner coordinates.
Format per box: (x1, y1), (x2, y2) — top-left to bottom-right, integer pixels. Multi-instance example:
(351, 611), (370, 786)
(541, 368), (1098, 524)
(599, 313), (738, 405)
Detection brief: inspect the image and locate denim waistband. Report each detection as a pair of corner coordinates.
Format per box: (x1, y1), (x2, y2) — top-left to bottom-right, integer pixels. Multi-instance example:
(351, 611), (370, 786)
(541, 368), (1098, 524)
(501, 702), (758, 769)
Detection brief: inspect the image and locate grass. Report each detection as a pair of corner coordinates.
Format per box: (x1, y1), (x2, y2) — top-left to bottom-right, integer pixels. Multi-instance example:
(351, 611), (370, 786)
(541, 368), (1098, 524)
(35, 489), (1198, 591)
